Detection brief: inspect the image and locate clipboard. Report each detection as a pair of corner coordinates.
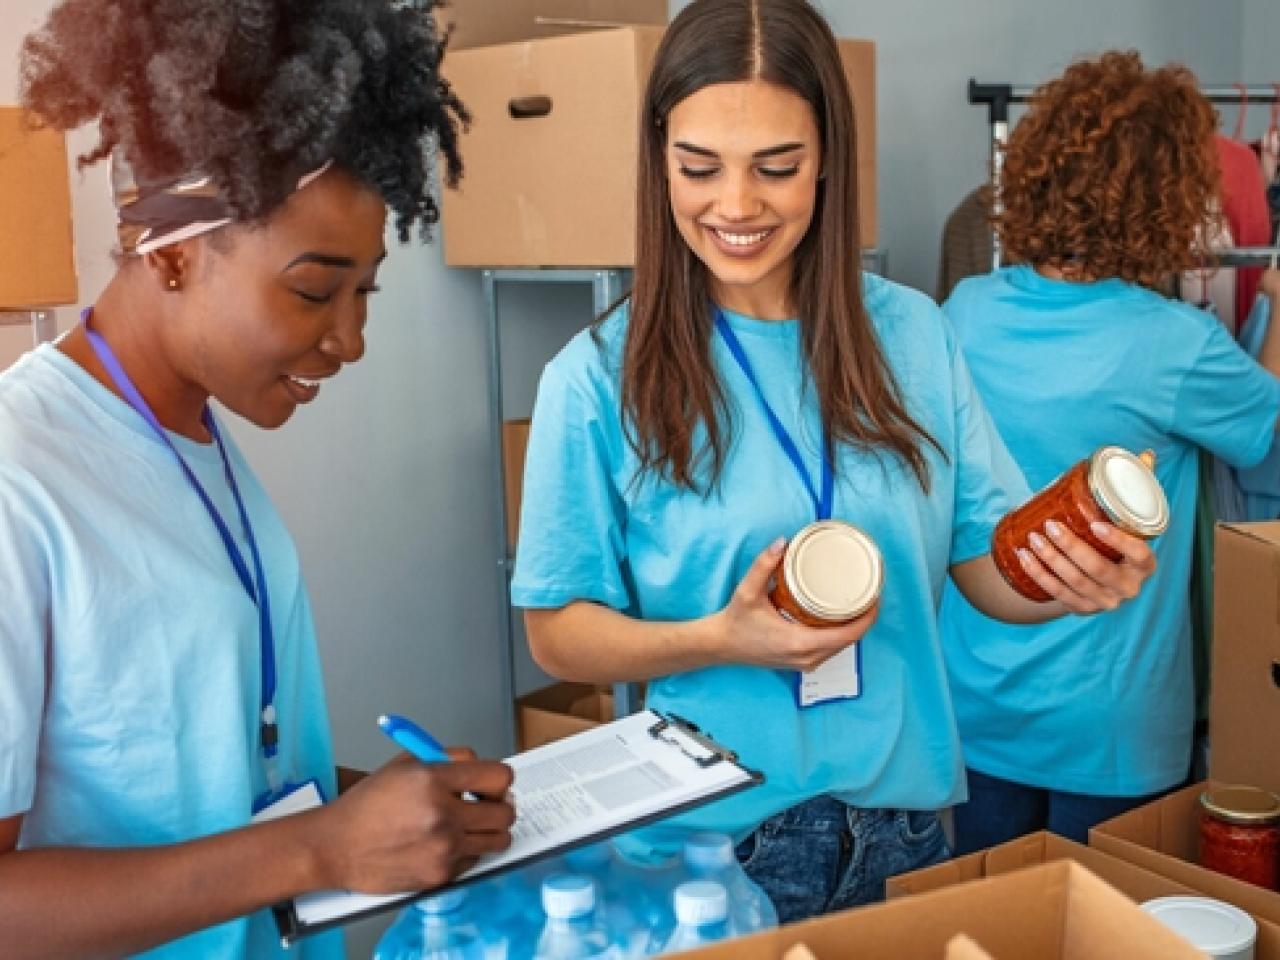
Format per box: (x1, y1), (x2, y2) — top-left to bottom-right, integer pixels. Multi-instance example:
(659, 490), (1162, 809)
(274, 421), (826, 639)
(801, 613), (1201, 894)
(273, 708), (763, 946)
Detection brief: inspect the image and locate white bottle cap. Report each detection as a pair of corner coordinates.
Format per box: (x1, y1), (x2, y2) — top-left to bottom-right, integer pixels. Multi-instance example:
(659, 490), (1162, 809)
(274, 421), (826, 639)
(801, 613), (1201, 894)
(1141, 896), (1257, 959)
(683, 832), (734, 872)
(674, 881), (729, 926)
(418, 889), (467, 914)
(541, 874), (596, 920)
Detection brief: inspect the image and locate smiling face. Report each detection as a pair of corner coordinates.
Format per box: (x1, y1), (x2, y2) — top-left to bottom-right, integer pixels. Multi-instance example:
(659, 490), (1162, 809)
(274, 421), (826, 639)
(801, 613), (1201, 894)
(173, 166), (388, 430)
(665, 79), (822, 319)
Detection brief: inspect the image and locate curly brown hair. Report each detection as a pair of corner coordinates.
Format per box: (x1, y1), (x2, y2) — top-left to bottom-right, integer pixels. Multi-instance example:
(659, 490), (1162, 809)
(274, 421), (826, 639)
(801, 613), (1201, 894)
(996, 50), (1221, 290)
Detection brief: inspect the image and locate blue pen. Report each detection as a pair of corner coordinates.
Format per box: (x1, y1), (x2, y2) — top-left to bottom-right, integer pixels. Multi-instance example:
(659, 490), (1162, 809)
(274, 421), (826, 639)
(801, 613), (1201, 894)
(378, 713), (451, 764)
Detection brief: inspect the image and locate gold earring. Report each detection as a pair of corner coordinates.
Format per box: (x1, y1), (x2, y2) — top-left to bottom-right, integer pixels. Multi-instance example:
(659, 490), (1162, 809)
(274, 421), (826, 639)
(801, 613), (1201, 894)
(167, 277), (179, 290)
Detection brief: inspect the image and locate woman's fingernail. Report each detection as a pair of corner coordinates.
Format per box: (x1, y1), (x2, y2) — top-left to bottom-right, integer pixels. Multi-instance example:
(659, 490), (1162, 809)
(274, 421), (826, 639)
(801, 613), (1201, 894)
(1018, 548), (1034, 569)
(1091, 521), (1110, 538)
(1029, 532), (1047, 551)
(770, 537), (786, 554)
(1045, 520), (1063, 539)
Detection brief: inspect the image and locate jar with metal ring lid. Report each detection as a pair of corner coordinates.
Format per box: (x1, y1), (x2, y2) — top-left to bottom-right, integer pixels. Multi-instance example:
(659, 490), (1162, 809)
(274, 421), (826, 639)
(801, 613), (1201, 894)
(1199, 785), (1280, 890)
(991, 445), (1169, 601)
(768, 520), (883, 628)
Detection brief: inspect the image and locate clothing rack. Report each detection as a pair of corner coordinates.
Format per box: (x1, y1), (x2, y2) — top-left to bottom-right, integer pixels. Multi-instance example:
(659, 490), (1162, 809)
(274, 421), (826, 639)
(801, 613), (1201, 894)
(968, 80), (1280, 270)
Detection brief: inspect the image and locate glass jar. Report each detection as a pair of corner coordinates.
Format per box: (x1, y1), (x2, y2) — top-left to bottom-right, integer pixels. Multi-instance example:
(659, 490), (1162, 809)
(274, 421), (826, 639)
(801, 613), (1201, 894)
(991, 446), (1169, 601)
(1199, 785), (1280, 890)
(769, 520), (883, 628)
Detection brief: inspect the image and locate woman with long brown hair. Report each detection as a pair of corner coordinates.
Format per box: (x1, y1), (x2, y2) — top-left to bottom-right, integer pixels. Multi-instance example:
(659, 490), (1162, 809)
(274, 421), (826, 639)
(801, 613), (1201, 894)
(512, 0), (1154, 922)
(940, 52), (1280, 855)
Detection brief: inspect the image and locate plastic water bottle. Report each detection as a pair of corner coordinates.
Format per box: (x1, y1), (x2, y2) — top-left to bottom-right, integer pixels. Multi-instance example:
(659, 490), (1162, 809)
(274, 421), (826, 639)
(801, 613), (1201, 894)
(656, 882), (733, 954)
(681, 832), (778, 934)
(534, 874), (617, 960)
(374, 889), (485, 960)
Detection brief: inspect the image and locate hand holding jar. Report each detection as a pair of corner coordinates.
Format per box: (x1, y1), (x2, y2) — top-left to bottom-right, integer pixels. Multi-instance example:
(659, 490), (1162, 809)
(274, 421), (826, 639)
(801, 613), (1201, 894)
(715, 531), (879, 674)
(992, 446), (1163, 613)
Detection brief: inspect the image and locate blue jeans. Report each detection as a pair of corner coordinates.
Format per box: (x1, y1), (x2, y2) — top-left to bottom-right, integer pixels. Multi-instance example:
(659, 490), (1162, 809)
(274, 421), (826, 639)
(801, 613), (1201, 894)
(733, 794), (950, 924)
(952, 767), (1166, 856)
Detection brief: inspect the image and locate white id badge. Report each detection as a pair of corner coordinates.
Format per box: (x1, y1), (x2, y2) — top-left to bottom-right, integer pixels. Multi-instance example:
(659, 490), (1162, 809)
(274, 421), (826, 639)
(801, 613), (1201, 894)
(796, 644), (862, 707)
(251, 779), (325, 823)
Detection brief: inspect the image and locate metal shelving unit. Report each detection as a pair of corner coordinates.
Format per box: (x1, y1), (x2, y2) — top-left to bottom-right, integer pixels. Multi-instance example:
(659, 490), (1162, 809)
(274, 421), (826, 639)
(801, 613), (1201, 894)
(0, 310), (56, 346)
(484, 251), (889, 752)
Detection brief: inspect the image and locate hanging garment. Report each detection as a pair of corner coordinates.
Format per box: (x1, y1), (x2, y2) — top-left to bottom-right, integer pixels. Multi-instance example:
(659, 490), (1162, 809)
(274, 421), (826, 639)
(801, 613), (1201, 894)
(936, 186), (994, 302)
(1216, 134), (1272, 330)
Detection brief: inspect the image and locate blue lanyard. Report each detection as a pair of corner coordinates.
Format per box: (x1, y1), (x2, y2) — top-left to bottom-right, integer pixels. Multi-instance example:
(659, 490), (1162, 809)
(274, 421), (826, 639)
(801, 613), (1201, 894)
(714, 310), (834, 521)
(82, 312), (280, 767)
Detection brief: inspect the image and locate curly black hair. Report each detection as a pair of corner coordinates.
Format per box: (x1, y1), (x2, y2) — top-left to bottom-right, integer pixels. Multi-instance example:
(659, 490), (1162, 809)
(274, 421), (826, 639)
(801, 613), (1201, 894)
(20, 0), (468, 241)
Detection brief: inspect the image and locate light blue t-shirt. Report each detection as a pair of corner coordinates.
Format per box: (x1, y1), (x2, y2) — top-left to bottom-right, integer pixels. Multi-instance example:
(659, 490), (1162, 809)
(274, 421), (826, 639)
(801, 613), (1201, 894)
(0, 345), (344, 959)
(511, 275), (1028, 846)
(940, 266), (1280, 796)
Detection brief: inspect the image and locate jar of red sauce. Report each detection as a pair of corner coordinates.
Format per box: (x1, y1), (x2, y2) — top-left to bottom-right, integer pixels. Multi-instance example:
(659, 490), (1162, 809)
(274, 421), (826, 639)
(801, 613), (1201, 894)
(1199, 785), (1280, 890)
(992, 446), (1169, 601)
(769, 520), (883, 627)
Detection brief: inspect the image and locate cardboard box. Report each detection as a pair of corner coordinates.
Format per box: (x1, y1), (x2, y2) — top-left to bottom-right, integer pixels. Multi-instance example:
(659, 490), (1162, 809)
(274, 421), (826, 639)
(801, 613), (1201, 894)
(0, 108), (77, 308)
(438, 0), (666, 51)
(502, 418), (532, 553)
(516, 681), (615, 751)
(442, 29), (876, 266)
(1088, 521), (1280, 927)
(671, 861), (1204, 959)
(889, 830), (1280, 958)
(1209, 522), (1280, 796)
(1091, 780), (1280, 929)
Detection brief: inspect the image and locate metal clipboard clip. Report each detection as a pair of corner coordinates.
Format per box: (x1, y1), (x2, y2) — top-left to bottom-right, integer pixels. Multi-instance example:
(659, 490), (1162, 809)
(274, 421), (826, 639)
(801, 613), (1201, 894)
(647, 713), (738, 768)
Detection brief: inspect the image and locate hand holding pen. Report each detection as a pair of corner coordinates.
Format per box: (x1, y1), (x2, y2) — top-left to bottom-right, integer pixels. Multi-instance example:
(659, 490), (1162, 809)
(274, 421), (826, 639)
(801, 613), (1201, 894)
(308, 715), (516, 894)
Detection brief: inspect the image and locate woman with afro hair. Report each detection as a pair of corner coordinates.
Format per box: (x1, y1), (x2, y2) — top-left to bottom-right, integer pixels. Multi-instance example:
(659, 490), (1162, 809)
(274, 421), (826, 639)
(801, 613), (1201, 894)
(0, 1), (515, 956)
(940, 51), (1280, 853)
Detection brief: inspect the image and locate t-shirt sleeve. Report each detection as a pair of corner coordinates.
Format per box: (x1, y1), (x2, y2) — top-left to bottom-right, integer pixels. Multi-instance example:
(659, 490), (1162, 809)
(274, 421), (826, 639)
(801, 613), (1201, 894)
(0, 468), (50, 818)
(510, 358), (632, 611)
(1170, 318), (1280, 469)
(945, 323), (1031, 565)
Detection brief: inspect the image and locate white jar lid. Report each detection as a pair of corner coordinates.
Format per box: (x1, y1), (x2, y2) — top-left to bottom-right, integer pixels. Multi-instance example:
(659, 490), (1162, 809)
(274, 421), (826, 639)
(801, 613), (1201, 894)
(674, 881), (729, 925)
(683, 831), (734, 871)
(784, 520), (883, 620)
(1088, 446), (1169, 536)
(1141, 896), (1257, 957)
(541, 874), (596, 919)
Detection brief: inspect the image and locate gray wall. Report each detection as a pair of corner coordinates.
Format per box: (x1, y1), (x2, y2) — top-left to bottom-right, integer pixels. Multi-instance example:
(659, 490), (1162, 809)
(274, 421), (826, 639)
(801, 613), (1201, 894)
(1, 1), (1267, 956)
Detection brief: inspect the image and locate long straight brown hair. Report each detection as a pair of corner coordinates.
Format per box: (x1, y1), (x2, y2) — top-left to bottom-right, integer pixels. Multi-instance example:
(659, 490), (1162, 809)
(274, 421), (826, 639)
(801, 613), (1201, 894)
(619, 0), (941, 493)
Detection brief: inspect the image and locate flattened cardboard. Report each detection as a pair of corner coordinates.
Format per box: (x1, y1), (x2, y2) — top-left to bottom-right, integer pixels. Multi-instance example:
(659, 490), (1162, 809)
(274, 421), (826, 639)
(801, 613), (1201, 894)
(668, 861), (1203, 960)
(0, 108), (77, 308)
(441, 29), (876, 266)
(890, 830), (1280, 958)
(1210, 522), (1280, 796)
(1092, 780), (1280, 929)
(437, 0), (667, 51)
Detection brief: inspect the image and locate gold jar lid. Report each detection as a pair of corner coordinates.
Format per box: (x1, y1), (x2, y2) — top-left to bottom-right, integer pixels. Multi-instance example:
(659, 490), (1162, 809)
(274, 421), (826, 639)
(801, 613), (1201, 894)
(1200, 785), (1280, 826)
(783, 520), (883, 621)
(1087, 446), (1169, 538)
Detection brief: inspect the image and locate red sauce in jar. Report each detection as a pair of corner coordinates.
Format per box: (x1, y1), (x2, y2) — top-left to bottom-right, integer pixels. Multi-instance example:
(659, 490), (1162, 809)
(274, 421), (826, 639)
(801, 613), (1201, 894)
(1199, 785), (1280, 890)
(992, 446), (1168, 601)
